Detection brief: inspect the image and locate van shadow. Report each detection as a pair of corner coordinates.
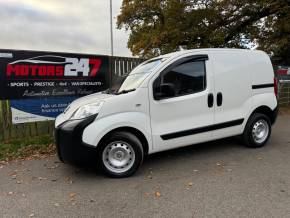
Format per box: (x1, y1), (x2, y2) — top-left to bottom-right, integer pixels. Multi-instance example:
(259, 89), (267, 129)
(145, 137), (243, 164)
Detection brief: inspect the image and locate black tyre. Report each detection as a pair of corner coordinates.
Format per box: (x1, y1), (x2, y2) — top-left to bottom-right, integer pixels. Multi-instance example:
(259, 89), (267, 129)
(243, 113), (271, 148)
(97, 131), (144, 178)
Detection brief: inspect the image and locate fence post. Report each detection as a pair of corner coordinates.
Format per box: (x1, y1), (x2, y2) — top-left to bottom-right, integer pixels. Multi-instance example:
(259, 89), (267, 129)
(0, 101), (4, 142)
(109, 56), (113, 88)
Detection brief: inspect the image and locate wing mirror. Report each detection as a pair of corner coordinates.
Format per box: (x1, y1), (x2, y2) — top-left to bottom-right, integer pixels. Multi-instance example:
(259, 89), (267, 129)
(154, 83), (176, 100)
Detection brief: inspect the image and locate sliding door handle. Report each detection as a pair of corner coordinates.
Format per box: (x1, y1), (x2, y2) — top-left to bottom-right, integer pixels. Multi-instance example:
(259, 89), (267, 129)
(217, 92), (223, 106)
(208, 93), (214, 108)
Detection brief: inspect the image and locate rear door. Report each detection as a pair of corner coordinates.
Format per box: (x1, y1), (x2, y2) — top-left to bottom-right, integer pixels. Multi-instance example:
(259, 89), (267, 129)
(148, 53), (215, 152)
(210, 50), (251, 139)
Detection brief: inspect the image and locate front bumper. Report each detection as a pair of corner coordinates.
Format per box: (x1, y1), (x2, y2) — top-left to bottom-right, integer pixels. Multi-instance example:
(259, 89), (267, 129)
(54, 115), (97, 165)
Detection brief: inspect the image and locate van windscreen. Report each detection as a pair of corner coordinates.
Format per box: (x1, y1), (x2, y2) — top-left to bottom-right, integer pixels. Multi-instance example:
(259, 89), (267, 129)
(117, 58), (165, 93)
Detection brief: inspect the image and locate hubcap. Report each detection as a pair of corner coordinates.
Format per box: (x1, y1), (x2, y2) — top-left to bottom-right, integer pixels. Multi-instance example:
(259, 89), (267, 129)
(252, 119), (269, 144)
(102, 141), (135, 173)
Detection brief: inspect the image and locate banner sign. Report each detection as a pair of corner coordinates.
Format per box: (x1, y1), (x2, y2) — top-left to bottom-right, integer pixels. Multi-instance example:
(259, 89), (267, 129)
(10, 97), (78, 124)
(0, 49), (109, 100)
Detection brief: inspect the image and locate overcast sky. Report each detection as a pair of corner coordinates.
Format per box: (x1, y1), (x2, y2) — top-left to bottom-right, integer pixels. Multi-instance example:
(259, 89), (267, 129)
(0, 0), (132, 57)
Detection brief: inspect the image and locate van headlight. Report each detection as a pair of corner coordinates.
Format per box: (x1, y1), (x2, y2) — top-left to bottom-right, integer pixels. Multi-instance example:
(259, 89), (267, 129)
(70, 101), (104, 120)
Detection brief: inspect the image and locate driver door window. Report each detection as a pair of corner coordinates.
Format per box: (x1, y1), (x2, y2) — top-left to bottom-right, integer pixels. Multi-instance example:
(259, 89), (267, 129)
(154, 60), (206, 99)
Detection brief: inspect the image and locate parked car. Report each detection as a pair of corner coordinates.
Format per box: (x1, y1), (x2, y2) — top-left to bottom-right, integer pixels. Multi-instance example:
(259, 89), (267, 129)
(276, 67), (289, 76)
(274, 65), (290, 80)
(55, 49), (278, 178)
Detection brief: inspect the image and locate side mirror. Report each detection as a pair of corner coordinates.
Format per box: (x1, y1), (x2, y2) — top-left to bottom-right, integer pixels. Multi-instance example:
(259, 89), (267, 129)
(154, 83), (175, 100)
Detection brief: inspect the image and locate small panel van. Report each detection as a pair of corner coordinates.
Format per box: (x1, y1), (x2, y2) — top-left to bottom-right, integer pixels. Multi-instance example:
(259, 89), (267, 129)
(55, 49), (278, 177)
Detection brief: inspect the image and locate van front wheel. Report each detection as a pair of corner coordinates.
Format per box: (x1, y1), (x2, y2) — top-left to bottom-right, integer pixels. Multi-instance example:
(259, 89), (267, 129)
(243, 113), (271, 148)
(98, 131), (144, 178)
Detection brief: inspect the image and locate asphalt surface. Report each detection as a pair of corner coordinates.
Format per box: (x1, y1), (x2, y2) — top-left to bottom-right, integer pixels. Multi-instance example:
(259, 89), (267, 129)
(1, 115), (290, 218)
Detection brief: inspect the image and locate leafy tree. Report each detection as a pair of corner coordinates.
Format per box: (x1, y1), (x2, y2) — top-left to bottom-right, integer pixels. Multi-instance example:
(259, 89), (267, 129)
(117, 0), (290, 62)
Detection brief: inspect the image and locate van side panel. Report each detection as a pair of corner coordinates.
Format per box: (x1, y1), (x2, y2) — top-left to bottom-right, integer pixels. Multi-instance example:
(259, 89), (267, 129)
(249, 51), (274, 87)
(247, 51), (277, 116)
(210, 50), (252, 138)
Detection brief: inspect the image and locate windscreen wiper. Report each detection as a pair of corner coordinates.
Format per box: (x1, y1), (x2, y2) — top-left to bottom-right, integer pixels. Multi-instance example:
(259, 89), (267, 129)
(116, 88), (136, 95)
(102, 88), (115, 94)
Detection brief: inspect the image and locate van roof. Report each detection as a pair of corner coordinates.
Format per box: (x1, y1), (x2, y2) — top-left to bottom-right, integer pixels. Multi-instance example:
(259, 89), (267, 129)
(158, 48), (265, 59)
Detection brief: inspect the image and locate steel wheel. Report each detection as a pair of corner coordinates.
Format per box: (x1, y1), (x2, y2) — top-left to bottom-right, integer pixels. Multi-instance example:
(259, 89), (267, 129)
(251, 119), (269, 144)
(102, 141), (136, 174)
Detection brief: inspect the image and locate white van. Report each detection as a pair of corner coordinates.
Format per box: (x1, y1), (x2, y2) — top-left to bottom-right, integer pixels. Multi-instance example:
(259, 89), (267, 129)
(55, 49), (278, 177)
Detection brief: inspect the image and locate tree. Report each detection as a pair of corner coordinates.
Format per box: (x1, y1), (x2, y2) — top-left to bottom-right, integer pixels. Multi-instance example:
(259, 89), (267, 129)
(256, 1), (290, 65)
(117, 0), (290, 61)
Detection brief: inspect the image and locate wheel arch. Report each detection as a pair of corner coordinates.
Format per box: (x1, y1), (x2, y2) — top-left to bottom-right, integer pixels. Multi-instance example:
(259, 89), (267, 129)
(249, 105), (277, 124)
(97, 127), (149, 155)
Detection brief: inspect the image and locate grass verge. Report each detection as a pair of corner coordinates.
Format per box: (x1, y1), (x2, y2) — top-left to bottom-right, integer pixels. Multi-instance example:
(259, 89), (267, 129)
(0, 135), (55, 162)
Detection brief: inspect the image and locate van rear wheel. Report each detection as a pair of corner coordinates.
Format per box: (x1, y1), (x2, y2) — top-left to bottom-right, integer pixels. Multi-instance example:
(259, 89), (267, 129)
(243, 113), (271, 148)
(98, 131), (144, 178)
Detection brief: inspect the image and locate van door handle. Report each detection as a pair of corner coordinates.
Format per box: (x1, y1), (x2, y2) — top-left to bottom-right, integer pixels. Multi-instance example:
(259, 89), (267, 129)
(208, 93), (214, 108)
(217, 92), (223, 106)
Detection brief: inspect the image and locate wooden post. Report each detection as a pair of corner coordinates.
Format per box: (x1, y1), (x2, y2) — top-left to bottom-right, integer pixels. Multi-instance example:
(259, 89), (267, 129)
(0, 101), (4, 142)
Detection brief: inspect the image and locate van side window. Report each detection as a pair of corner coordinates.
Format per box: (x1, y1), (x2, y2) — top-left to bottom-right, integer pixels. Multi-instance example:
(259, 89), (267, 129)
(154, 60), (206, 99)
